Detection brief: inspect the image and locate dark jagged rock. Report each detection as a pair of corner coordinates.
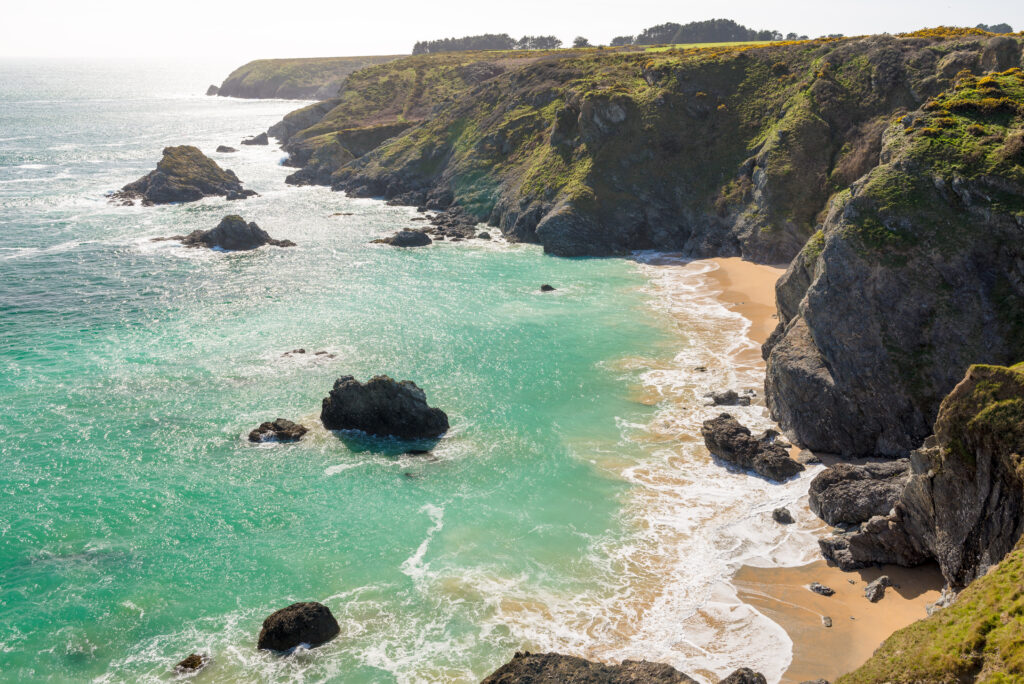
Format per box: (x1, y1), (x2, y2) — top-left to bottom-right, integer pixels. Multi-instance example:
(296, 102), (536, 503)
(216, 145), (237, 153)
(808, 460), (911, 526)
(256, 602), (340, 652)
(174, 653), (208, 672)
(479, 651), (699, 683)
(708, 389), (751, 407)
(205, 85), (219, 96)
(111, 146), (248, 205)
(809, 582), (834, 597)
(241, 132), (269, 146)
(819, 364), (1024, 589)
(864, 575), (891, 602)
(701, 413), (804, 482)
(248, 419), (308, 443)
(371, 229), (432, 247)
(540, 284), (556, 292)
(320, 375), (449, 439)
(171, 215), (296, 251)
(225, 189), (258, 200)
(719, 669), (767, 684)
(772, 507), (794, 524)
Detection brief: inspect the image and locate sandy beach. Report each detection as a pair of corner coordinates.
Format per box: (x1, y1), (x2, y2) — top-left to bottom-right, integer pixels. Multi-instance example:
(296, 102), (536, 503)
(701, 256), (944, 682)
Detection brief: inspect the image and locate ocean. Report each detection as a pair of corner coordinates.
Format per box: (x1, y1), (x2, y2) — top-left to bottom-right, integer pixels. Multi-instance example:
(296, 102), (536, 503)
(0, 58), (822, 683)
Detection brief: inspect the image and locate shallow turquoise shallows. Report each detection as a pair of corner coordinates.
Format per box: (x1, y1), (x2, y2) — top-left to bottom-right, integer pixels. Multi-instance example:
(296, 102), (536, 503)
(0, 59), (688, 682)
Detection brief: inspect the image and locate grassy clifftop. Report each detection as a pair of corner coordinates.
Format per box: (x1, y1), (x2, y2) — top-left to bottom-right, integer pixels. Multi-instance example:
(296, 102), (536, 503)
(217, 55), (404, 99)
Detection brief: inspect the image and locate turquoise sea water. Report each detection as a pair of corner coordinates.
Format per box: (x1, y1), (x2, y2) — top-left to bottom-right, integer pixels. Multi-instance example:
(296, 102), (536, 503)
(0, 60), (821, 683)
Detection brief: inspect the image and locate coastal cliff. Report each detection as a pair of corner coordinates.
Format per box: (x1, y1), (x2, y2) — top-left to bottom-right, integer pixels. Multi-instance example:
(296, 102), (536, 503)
(215, 55), (404, 99)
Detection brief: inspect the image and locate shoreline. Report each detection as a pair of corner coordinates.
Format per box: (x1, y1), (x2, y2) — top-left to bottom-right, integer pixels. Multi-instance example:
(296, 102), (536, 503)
(696, 256), (944, 683)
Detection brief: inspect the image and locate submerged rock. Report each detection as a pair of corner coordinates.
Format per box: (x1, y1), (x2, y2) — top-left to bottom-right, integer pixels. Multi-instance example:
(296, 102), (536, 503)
(808, 460), (911, 526)
(172, 215), (296, 251)
(174, 653), (208, 672)
(216, 145), (237, 153)
(257, 602), (339, 652)
(480, 651), (699, 683)
(372, 229), (432, 247)
(112, 145), (249, 205)
(320, 375), (449, 439)
(248, 418), (308, 443)
(701, 414), (804, 482)
(241, 132), (269, 146)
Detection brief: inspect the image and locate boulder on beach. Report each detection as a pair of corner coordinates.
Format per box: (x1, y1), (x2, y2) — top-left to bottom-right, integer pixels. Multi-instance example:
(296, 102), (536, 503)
(809, 582), (835, 596)
(808, 460), (911, 526)
(864, 575), (892, 602)
(241, 132), (269, 146)
(248, 418), (308, 443)
(480, 651), (699, 683)
(320, 375), (449, 439)
(257, 601), (340, 652)
(700, 413), (804, 482)
(216, 145), (237, 153)
(171, 215), (296, 251)
(372, 229), (432, 247)
(111, 145), (250, 205)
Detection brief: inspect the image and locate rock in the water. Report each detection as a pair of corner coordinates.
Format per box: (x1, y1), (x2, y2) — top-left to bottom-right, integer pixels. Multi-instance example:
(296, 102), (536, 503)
(205, 85), (219, 96)
(708, 389), (751, 406)
(821, 616), (832, 628)
(701, 414), (804, 482)
(257, 602), (340, 652)
(540, 284), (556, 292)
(864, 575), (891, 602)
(320, 375), (449, 440)
(480, 651), (699, 683)
(216, 145), (237, 153)
(808, 460), (911, 526)
(809, 582), (834, 596)
(241, 132), (269, 146)
(372, 229), (432, 247)
(112, 145), (249, 205)
(175, 215), (296, 251)
(772, 507), (794, 524)
(175, 653), (208, 672)
(249, 418), (308, 443)
(719, 668), (767, 684)
(477, 231), (491, 240)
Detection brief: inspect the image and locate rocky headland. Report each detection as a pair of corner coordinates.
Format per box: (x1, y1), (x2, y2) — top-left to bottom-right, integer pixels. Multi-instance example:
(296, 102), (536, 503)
(214, 55), (405, 99)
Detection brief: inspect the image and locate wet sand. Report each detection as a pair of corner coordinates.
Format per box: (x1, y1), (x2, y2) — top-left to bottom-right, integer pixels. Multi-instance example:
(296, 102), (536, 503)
(701, 257), (945, 682)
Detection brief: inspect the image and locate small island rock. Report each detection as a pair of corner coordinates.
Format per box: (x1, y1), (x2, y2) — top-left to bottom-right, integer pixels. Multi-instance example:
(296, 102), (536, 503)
(112, 145), (249, 205)
(249, 418), (308, 443)
(241, 132), (269, 146)
(372, 229), (432, 247)
(257, 602), (340, 652)
(701, 414), (804, 482)
(216, 145), (237, 153)
(540, 284), (556, 292)
(175, 653), (208, 672)
(174, 215), (296, 251)
(321, 375), (449, 439)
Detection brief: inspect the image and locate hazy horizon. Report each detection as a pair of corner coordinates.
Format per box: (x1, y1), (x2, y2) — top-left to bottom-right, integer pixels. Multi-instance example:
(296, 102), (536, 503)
(4, 0), (1022, 61)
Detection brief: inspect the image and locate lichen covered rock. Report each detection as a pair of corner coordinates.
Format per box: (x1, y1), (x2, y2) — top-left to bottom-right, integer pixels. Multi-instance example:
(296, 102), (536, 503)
(113, 146), (250, 205)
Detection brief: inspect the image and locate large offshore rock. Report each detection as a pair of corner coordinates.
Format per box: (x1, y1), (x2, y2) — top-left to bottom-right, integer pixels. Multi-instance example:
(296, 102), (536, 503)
(173, 215), (296, 251)
(701, 413), (804, 482)
(257, 602), (340, 652)
(809, 460), (911, 525)
(320, 375), (449, 439)
(113, 146), (249, 205)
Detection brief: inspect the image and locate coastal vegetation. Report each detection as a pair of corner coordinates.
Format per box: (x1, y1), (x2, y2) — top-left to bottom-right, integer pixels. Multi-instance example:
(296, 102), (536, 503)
(215, 55), (404, 99)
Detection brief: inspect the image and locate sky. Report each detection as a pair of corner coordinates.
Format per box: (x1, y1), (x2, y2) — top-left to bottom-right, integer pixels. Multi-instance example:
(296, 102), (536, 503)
(3, 0), (1021, 59)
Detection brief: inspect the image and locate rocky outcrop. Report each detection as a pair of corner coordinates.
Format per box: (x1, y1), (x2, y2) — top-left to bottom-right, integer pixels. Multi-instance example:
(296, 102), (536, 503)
(216, 145), (237, 153)
(112, 146), (250, 205)
(708, 389), (752, 407)
(174, 653), (208, 673)
(479, 651), (699, 683)
(720, 670), (767, 684)
(205, 85), (219, 96)
(320, 375), (449, 439)
(256, 602), (340, 652)
(819, 364), (1024, 589)
(864, 576), (891, 602)
(371, 229), (432, 247)
(248, 418), (308, 443)
(241, 132), (269, 146)
(701, 413), (804, 482)
(772, 507), (794, 524)
(283, 122), (413, 186)
(764, 68), (1024, 456)
(165, 215), (295, 251)
(809, 461), (911, 525)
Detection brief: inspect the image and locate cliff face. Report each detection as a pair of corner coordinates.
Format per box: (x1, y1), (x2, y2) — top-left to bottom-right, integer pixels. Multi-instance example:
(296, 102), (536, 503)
(216, 56), (404, 99)
(274, 32), (1022, 264)
(764, 67), (1024, 456)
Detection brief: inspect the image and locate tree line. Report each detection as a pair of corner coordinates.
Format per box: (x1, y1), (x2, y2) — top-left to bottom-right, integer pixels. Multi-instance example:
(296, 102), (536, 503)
(412, 34), (563, 54)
